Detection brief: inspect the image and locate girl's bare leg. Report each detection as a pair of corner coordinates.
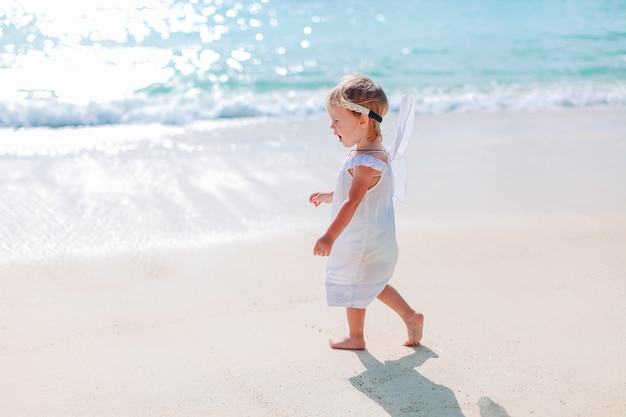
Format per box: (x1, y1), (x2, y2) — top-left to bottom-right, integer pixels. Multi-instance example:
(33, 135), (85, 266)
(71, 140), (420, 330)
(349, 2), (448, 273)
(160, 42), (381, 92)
(329, 308), (366, 350)
(377, 284), (424, 346)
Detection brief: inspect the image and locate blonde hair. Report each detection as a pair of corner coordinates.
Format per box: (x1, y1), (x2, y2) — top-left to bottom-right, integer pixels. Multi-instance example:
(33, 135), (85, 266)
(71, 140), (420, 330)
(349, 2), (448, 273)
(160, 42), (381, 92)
(327, 74), (389, 142)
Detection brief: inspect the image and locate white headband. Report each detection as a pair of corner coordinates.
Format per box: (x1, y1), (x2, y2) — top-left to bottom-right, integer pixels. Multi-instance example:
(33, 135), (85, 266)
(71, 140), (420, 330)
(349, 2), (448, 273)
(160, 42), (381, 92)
(339, 99), (383, 123)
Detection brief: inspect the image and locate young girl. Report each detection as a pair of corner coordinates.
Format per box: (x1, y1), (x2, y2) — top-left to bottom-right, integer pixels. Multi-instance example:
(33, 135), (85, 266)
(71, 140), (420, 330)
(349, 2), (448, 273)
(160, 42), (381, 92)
(310, 74), (424, 350)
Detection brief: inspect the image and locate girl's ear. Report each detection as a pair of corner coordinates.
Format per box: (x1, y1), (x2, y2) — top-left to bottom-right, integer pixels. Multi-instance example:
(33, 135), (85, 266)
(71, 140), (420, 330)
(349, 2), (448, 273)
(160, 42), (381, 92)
(359, 113), (369, 128)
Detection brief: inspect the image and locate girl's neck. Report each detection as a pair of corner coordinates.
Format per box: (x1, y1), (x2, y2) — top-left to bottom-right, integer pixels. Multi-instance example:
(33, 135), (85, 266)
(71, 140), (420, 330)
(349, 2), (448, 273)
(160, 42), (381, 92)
(355, 139), (384, 152)
(353, 148), (384, 152)
(352, 146), (385, 157)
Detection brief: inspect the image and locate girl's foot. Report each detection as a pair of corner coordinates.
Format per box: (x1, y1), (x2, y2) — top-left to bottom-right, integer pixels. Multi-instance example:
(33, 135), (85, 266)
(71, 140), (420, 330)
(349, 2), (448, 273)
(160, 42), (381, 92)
(329, 336), (366, 350)
(403, 313), (424, 346)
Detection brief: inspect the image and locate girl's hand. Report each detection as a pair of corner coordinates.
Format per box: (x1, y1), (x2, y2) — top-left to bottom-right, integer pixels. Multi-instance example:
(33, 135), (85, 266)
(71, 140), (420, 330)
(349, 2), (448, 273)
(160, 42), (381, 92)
(309, 192), (333, 207)
(313, 234), (334, 257)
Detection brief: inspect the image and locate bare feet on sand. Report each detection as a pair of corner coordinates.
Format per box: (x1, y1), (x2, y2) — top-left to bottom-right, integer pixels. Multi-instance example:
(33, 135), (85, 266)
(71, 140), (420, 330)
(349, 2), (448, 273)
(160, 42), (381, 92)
(329, 336), (366, 350)
(328, 313), (423, 350)
(403, 313), (424, 346)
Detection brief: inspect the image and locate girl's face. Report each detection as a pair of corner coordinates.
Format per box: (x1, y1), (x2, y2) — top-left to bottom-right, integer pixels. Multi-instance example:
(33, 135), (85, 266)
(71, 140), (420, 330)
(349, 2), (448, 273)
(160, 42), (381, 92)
(327, 104), (368, 148)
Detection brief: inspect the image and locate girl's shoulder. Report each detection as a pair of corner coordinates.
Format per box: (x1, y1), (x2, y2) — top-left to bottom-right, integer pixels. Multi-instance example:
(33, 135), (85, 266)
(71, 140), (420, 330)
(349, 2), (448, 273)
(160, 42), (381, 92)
(342, 151), (388, 172)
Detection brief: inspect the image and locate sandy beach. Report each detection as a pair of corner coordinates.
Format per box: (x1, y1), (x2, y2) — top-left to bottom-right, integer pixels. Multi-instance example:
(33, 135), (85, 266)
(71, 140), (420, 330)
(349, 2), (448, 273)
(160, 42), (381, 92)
(1, 108), (625, 416)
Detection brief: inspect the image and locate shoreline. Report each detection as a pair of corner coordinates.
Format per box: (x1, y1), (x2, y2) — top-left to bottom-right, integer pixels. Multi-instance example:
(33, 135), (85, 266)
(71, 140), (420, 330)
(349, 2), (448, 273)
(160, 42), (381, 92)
(2, 106), (625, 265)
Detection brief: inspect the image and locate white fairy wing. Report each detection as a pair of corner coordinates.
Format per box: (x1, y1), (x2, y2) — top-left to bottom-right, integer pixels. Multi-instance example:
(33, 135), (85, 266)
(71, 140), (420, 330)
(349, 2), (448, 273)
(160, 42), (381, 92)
(387, 95), (416, 201)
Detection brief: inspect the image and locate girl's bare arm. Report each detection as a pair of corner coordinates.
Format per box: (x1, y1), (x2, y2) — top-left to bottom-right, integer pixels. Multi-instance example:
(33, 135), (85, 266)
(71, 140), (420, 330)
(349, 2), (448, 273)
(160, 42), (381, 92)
(313, 165), (377, 256)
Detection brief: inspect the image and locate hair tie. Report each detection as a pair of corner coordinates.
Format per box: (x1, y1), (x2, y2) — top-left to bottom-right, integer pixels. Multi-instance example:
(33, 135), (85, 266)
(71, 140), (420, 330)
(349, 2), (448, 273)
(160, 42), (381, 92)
(339, 99), (383, 123)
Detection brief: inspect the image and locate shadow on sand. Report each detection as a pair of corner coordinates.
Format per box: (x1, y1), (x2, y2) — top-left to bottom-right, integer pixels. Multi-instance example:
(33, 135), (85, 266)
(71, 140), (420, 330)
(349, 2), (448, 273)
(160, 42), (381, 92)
(350, 346), (510, 417)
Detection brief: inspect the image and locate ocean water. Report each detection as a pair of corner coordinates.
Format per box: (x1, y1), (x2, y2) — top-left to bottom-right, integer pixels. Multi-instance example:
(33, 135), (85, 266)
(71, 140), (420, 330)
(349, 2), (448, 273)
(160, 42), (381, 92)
(0, 118), (338, 263)
(1, 0), (625, 127)
(1, 0), (625, 263)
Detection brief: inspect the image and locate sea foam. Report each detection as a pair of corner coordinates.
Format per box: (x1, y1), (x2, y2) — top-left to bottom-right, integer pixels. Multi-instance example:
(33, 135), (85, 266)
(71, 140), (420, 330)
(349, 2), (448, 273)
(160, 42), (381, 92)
(1, 81), (624, 128)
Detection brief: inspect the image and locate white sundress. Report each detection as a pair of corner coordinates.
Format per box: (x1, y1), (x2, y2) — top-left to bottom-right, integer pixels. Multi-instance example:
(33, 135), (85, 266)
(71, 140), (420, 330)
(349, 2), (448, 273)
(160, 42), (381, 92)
(326, 151), (399, 308)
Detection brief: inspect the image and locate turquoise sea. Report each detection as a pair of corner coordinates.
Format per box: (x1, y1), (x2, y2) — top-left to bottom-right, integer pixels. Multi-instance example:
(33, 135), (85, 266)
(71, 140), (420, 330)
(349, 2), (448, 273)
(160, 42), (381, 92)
(1, 0), (626, 262)
(1, 0), (625, 127)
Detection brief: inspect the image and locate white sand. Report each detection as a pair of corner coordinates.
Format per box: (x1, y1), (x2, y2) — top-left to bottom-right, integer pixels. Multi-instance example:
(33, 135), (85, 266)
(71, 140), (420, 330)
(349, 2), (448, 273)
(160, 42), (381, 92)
(1, 108), (625, 416)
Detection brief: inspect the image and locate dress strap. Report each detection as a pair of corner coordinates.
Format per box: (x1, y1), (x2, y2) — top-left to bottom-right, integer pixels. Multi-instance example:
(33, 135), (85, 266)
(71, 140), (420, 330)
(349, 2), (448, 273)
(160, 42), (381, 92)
(342, 152), (388, 175)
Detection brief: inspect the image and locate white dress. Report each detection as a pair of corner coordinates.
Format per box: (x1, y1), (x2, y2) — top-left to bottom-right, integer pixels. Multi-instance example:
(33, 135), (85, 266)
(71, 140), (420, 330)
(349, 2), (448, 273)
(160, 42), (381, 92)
(326, 151), (399, 308)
